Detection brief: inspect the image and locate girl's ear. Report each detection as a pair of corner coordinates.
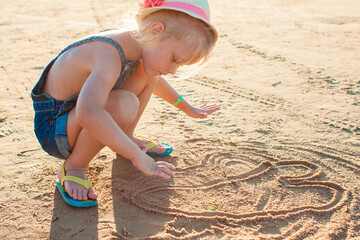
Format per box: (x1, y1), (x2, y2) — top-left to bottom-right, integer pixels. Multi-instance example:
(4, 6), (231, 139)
(147, 22), (165, 37)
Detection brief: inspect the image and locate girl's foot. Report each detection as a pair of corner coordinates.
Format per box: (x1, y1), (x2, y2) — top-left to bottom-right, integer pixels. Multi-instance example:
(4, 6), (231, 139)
(57, 165), (98, 201)
(132, 136), (167, 155)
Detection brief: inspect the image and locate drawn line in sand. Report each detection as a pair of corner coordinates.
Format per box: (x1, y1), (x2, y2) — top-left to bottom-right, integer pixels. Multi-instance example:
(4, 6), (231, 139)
(123, 161), (347, 218)
(276, 142), (360, 177)
(115, 140), (351, 239)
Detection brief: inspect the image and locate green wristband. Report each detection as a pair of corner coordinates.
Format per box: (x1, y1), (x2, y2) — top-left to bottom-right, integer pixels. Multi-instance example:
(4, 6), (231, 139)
(172, 95), (183, 106)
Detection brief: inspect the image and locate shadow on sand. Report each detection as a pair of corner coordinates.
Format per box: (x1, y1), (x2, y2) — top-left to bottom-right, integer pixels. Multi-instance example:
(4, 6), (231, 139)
(111, 155), (176, 238)
(49, 186), (98, 240)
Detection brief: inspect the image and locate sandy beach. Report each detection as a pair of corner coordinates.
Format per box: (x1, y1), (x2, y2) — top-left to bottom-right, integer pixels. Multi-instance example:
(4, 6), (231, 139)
(1, 0), (359, 239)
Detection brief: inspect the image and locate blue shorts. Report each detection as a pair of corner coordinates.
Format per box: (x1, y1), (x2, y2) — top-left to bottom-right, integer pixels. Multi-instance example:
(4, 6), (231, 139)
(31, 59), (78, 159)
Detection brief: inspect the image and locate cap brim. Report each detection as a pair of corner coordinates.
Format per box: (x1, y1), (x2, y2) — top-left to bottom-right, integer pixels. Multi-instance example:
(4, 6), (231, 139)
(136, 7), (218, 42)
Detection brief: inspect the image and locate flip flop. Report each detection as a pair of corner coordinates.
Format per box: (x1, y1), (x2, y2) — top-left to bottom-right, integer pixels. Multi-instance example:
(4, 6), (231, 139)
(138, 136), (173, 157)
(56, 161), (98, 207)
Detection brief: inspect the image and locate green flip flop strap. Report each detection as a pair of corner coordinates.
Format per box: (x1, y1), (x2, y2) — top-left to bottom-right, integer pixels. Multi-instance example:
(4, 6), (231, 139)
(61, 176), (92, 190)
(146, 141), (157, 151)
(137, 135), (157, 151)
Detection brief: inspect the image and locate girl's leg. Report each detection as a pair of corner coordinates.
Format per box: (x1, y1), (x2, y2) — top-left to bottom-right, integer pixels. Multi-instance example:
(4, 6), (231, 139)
(58, 90), (139, 201)
(120, 65), (167, 154)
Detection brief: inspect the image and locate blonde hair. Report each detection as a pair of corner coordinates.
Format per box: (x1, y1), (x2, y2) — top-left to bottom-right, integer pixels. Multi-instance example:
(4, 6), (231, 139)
(132, 9), (217, 66)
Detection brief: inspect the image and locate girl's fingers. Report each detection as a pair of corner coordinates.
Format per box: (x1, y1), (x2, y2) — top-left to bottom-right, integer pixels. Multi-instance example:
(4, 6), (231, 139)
(158, 165), (175, 177)
(154, 170), (172, 179)
(189, 103), (220, 118)
(201, 104), (221, 114)
(203, 106), (219, 111)
(201, 104), (221, 110)
(199, 103), (208, 108)
(151, 162), (175, 179)
(158, 161), (175, 170)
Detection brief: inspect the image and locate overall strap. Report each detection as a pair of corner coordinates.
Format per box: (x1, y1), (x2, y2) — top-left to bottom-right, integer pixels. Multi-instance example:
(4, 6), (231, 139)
(56, 36), (129, 65)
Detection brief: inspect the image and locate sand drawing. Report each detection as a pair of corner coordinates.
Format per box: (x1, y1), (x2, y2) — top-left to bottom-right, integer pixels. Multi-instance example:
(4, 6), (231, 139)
(113, 140), (353, 239)
(1, 0), (360, 239)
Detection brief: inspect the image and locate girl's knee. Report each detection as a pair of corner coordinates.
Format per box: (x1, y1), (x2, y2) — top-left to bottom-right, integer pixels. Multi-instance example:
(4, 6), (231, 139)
(122, 91), (139, 118)
(107, 90), (139, 126)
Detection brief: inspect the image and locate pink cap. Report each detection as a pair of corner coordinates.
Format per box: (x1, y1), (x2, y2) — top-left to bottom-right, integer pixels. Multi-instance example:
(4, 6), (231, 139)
(137, 0), (218, 41)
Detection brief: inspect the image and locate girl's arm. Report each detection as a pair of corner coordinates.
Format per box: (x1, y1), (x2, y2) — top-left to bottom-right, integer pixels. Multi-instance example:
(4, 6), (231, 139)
(152, 76), (221, 118)
(76, 48), (174, 179)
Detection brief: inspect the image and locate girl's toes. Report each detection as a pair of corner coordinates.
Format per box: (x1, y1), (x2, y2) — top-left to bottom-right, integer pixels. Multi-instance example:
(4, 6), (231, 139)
(88, 187), (98, 200)
(81, 189), (88, 201)
(72, 189), (79, 200)
(67, 188), (74, 198)
(149, 145), (165, 154)
(156, 146), (166, 154)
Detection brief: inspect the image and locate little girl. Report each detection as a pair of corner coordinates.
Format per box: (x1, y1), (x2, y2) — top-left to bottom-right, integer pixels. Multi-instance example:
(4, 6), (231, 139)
(31, 0), (220, 207)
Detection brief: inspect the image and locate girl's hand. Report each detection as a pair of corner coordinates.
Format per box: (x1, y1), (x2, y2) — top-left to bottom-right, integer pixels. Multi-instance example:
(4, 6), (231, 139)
(132, 154), (175, 180)
(186, 103), (221, 118)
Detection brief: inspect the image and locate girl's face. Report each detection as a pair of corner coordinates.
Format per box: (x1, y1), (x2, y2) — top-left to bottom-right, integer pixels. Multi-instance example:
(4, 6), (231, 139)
(141, 36), (192, 77)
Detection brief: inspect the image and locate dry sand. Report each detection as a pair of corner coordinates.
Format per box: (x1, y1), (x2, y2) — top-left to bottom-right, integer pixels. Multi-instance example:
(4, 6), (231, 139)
(1, 0), (359, 239)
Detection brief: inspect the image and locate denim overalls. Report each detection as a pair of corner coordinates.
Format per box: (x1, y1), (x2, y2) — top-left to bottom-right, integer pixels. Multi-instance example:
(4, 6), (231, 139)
(31, 36), (140, 159)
